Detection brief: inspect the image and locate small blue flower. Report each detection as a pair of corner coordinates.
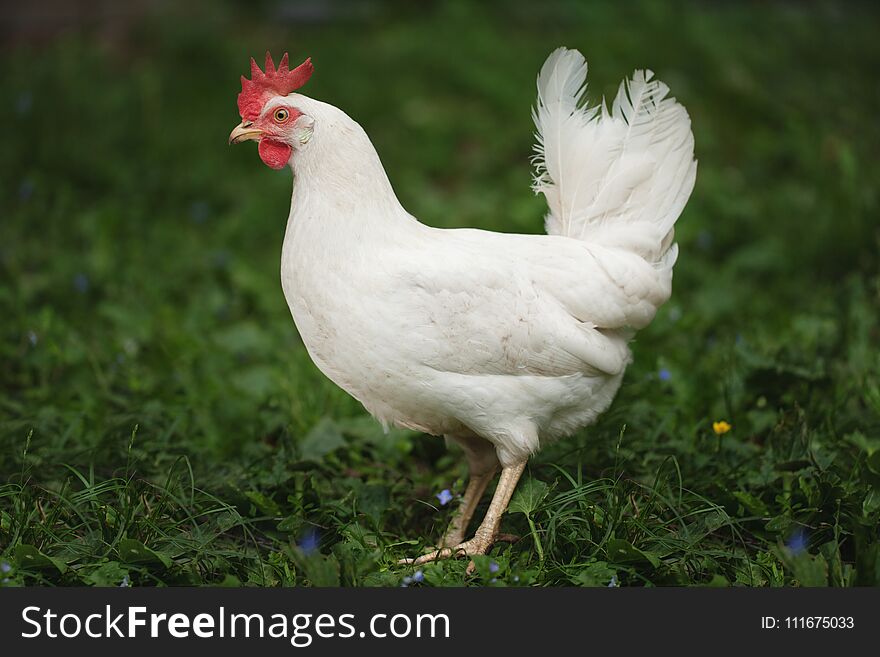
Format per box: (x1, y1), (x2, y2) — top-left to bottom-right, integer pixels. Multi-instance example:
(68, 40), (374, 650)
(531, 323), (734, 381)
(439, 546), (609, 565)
(412, 570), (424, 583)
(489, 561), (499, 574)
(490, 578), (497, 584)
(436, 489), (453, 506)
(786, 529), (808, 555)
(27, 331), (38, 347)
(73, 273), (89, 294)
(608, 575), (618, 587)
(513, 575), (520, 582)
(401, 576), (413, 587)
(298, 528), (320, 555)
(658, 368), (671, 382)
(0, 561), (11, 574)
(120, 575), (130, 587)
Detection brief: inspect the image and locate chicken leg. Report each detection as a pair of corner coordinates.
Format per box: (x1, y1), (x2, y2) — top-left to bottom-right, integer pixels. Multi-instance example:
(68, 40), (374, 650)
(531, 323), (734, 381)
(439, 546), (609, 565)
(441, 434), (499, 547)
(401, 460), (527, 573)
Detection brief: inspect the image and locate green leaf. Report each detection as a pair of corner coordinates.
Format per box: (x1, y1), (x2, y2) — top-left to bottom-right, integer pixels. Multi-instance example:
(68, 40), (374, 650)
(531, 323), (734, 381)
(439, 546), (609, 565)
(844, 428), (880, 477)
(706, 574), (730, 587)
(357, 485), (390, 525)
(117, 539), (172, 568)
(361, 571), (403, 587)
(508, 478), (549, 518)
(300, 553), (340, 587)
(732, 491), (768, 516)
(844, 431), (880, 454)
(245, 491), (281, 517)
(572, 561), (617, 587)
(83, 561), (130, 587)
(790, 553), (829, 587)
(605, 539), (661, 568)
(277, 515), (303, 533)
(299, 417), (347, 462)
(14, 544), (67, 574)
(775, 542), (830, 587)
(863, 489), (880, 517)
(765, 514), (792, 533)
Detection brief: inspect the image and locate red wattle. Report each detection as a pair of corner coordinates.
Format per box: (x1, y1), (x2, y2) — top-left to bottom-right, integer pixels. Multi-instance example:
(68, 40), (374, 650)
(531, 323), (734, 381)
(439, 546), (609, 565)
(258, 139), (293, 170)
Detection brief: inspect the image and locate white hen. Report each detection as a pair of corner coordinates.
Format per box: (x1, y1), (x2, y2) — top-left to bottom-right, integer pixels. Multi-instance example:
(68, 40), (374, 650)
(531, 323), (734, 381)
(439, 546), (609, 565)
(229, 47), (696, 568)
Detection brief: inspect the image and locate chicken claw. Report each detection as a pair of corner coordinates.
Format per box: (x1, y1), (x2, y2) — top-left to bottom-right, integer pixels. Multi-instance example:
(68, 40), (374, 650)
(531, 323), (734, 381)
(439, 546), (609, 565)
(401, 532), (521, 575)
(399, 461), (527, 575)
(399, 534), (495, 573)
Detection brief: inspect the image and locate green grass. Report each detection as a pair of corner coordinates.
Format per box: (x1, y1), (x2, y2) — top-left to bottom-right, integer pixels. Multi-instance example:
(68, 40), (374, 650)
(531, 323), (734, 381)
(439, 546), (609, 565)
(1, 0), (879, 587)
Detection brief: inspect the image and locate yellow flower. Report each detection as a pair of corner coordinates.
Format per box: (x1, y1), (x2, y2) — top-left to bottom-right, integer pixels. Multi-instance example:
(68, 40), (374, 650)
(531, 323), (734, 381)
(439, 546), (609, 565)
(712, 420), (732, 435)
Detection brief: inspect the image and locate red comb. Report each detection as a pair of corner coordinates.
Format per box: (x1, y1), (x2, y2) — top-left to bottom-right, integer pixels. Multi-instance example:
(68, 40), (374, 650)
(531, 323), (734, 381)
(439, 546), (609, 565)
(237, 51), (314, 121)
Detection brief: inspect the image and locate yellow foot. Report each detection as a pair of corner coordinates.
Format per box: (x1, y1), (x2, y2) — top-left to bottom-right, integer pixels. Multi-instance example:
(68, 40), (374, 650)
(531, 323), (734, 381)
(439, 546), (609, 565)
(399, 536), (491, 574)
(440, 530), (465, 549)
(399, 533), (519, 574)
(440, 532), (519, 548)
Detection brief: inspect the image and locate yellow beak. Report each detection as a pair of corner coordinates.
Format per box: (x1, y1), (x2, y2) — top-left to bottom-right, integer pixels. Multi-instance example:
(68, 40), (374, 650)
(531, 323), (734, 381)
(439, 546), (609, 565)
(228, 121), (263, 145)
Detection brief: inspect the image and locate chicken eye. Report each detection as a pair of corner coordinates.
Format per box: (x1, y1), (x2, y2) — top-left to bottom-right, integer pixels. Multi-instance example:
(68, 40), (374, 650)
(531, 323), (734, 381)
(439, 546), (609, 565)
(273, 108), (290, 123)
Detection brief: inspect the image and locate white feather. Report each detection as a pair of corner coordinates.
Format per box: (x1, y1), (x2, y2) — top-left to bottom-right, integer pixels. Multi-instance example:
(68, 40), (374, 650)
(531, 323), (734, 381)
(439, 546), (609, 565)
(532, 47), (696, 264)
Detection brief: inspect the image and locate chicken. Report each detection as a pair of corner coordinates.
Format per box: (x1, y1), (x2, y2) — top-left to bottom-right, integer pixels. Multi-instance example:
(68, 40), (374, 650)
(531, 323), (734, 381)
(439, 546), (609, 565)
(228, 48), (696, 569)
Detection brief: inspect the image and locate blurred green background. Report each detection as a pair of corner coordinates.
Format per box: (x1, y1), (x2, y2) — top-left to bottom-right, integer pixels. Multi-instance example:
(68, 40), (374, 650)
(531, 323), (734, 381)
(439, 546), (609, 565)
(1, 0), (878, 586)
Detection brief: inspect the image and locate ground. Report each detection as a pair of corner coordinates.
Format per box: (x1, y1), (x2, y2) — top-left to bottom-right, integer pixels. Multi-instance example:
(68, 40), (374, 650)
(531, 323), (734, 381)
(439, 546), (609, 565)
(1, 1), (878, 586)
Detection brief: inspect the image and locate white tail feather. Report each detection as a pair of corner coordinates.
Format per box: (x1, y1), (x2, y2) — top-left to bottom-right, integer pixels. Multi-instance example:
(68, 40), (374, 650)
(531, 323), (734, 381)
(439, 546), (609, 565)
(532, 47), (696, 264)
